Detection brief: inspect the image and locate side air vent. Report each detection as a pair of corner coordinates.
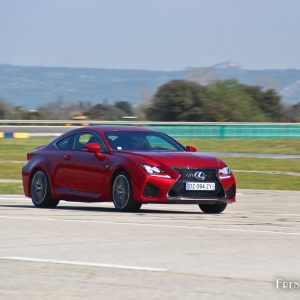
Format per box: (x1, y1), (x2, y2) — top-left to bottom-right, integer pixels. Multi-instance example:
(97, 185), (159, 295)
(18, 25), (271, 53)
(143, 183), (161, 198)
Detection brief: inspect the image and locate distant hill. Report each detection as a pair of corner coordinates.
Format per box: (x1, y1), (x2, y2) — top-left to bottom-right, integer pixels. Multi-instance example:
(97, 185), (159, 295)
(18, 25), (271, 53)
(0, 62), (300, 108)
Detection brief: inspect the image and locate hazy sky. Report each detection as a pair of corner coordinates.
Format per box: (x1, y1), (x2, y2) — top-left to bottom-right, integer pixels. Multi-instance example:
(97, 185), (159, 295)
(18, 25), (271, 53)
(0, 0), (299, 70)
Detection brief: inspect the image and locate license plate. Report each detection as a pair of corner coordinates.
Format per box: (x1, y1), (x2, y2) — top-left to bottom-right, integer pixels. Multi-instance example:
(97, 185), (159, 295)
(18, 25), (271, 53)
(186, 182), (215, 191)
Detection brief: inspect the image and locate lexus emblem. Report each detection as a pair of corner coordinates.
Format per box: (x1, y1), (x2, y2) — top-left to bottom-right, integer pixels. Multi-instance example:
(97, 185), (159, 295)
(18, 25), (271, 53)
(194, 171), (206, 181)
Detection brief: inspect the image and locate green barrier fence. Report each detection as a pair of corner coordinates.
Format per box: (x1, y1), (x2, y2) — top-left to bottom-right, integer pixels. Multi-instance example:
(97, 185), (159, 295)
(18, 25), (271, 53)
(0, 121), (299, 139)
(147, 125), (300, 139)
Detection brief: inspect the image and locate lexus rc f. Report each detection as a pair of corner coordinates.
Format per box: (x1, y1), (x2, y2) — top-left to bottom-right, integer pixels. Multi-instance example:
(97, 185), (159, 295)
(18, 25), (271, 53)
(22, 126), (236, 213)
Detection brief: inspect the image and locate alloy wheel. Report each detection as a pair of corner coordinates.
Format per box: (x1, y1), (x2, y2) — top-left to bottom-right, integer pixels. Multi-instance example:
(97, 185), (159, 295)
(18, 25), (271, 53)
(112, 174), (131, 209)
(31, 171), (48, 204)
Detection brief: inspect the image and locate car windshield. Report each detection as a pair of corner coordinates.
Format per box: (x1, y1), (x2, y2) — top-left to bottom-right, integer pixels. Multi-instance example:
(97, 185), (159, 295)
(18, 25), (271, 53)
(105, 131), (186, 152)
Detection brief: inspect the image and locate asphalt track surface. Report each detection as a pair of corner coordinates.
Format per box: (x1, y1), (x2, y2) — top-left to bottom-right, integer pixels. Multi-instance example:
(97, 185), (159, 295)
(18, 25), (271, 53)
(0, 189), (300, 300)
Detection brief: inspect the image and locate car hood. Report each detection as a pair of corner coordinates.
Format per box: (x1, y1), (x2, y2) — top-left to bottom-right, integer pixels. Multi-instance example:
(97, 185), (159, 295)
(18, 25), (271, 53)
(116, 151), (223, 168)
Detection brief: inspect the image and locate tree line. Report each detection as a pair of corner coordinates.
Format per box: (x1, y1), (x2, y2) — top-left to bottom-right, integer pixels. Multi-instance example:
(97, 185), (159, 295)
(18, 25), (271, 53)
(0, 99), (133, 121)
(0, 80), (299, 122)
(145, 80), (297, 122)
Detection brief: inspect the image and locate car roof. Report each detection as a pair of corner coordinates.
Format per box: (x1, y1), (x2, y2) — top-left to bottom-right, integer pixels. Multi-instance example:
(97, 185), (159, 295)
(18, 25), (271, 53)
(56, 125), (158, 140)
(95, 125), (158, 133)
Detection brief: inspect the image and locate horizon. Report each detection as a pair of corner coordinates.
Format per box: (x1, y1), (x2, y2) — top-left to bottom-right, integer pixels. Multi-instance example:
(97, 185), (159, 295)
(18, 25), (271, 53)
(2, 61), (300, 72)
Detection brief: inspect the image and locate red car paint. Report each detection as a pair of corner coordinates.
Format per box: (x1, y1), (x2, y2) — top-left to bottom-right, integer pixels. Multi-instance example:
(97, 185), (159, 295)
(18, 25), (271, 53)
(22, 126), (236, 212)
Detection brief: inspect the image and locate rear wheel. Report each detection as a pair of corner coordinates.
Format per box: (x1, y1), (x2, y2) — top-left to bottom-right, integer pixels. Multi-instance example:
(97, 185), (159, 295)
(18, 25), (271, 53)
(199, 203), (227, 214)
(30, 170), (59, 208)
(112, 172), (142, 212)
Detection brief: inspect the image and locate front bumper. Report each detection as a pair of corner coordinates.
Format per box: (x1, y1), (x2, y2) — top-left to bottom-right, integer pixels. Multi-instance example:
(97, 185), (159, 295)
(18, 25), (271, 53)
(135, 167), (236, 203)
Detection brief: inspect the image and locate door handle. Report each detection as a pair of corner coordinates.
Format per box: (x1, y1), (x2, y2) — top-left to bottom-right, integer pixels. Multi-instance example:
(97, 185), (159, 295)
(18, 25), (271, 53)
(63, 155), (71, 161)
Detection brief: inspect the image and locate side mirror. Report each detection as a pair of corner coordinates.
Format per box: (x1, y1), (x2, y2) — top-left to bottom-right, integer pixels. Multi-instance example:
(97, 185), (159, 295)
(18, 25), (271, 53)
(83, 143), (106, 160)
(186, 145), (197, 152)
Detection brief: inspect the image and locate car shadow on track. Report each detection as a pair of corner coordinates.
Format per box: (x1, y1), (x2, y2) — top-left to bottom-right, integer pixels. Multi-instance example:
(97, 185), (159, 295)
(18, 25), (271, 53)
(58, 205), (203, 215)
(0, 204), (203, 215)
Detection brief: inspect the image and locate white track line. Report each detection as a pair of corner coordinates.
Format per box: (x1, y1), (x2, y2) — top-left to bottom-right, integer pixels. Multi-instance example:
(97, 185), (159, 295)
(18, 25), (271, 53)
(0, 179), (22, 183)
(0, 215), (299, 236)
(0, 256), (167, 272)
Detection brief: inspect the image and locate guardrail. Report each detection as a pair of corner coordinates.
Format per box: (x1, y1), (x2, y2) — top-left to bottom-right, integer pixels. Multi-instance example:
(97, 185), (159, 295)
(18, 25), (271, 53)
(0, 120), (299, 126)
(0, 120), (299, 139)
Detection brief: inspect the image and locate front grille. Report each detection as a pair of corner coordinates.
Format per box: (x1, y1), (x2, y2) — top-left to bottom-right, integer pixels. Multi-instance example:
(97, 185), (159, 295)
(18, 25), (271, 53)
(226, 184), (236, 199)
(143, 183), (161, 198)
(168, 168), (225, 199)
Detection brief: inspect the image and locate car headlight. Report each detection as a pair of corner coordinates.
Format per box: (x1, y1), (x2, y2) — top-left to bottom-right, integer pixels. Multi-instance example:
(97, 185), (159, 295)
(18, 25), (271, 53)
(140, 164), (171, 178)
(218, 166), (232, 178)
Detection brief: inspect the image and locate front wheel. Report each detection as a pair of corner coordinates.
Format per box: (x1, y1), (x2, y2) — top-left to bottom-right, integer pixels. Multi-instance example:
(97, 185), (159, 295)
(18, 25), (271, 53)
(199, 203), (227, 214)
(112, 172), (142, 212)
(30, 170), (59, 208)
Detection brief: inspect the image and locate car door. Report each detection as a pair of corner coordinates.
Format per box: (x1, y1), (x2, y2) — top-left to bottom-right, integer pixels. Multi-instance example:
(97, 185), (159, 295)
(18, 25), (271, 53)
(62, 132), (109, 200)
(53, 134), (75, 194)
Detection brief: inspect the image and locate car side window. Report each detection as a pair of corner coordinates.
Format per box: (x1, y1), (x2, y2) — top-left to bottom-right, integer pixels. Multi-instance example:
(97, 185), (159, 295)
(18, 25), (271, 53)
(72, 132), (107, 153)
(56, 135), (74, 150)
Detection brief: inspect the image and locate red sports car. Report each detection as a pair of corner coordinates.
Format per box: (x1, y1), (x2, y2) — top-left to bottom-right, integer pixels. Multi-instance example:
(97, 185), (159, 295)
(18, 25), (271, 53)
(22, 126), (236, 213)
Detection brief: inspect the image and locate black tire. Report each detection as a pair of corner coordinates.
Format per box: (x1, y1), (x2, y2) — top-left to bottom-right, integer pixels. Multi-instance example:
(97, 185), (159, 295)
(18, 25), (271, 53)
(112, 172), (142, 212)
(199, 203), (227, 214)
(30, 170), (59, 208)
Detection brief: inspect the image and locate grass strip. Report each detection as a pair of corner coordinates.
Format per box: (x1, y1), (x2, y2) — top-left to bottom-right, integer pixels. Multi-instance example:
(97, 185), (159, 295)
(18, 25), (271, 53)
(0, 137), (53, 160)
(0, 183), (24, 195)
(0, 162), (24, 180)
(1, 138), (299, 193)
(234, 172), (300, 191)
(0, 138), (300, 161)
(220, 157), (300, 173)
(179, 138), (300, 155)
